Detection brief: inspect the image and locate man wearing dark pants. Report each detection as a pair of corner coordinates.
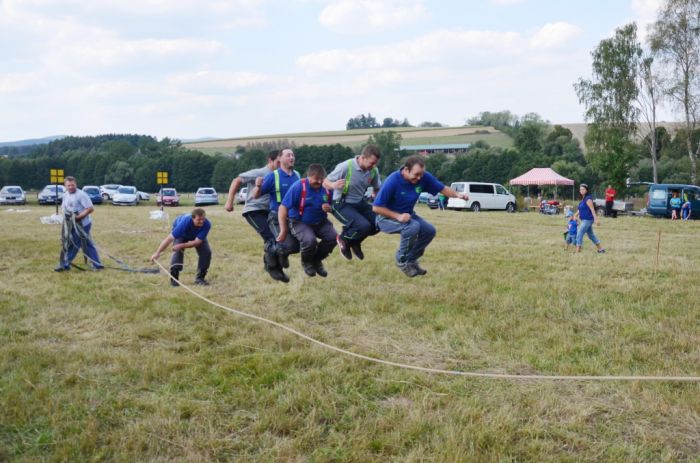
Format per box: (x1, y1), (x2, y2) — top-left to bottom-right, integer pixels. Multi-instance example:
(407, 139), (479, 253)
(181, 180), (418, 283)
(325, 144), (382, 260)
(150, 208), (212, 286)
(372, 155), (468, 277)
(224, 150), (288, 282)
(277, 164), (337, 277)
(605, 184), (616, 218)
(256, 148), (301, 269)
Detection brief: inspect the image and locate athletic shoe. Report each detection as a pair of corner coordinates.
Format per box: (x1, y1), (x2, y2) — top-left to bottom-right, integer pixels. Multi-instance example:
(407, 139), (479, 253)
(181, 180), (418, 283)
(396, 261), (419, 278)
(53, 265), (70, 272)
(337, 235), (352, 260)
(313, 261), (328, 278)
(302, 262), (317, 277)
(411, 262), (427, 275)
(349, 241), (364, 260)
(194, 277), (210, 286)
(597, 249), (606, 254)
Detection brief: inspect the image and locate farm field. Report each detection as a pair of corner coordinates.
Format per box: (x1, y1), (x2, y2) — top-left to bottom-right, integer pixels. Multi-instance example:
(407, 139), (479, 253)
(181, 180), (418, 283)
(184, 126), (513, 154)
(1, 204), (699, 461)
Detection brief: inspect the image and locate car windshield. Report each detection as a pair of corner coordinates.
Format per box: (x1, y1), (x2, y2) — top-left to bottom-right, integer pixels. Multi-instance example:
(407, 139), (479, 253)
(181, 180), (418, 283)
(162, 189), (176, 196)
(44, 185), (64, 192)
(83, 187), (99, 194)
(2, 187), (22, 194)
(198, 189), (215, 195)
(118, 187), (136, 194)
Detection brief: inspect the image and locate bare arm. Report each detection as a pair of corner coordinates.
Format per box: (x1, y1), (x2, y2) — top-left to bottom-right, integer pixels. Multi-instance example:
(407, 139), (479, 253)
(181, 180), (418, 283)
(440, 186), (468, 200)
(75, 206), (94, 221)
(150, 234), (175, 261)
(225, 177), (242, 212)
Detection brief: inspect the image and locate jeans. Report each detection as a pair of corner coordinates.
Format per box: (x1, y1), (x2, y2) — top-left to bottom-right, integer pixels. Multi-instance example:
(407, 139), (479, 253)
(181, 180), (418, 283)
(60, 222), (103, 269)
(576, 219), (600, 247)
(377, 214), (436, 264)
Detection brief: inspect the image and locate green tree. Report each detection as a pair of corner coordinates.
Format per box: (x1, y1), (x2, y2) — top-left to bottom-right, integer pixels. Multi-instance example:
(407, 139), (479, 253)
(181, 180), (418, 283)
(367, 131), (402, 174)
(575, 23), (642, 189)
(650, 0), (700, 184)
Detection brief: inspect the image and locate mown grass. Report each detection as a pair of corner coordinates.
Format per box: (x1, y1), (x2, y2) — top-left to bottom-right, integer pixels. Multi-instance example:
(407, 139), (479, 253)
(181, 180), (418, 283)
(1, 204), (699, 462)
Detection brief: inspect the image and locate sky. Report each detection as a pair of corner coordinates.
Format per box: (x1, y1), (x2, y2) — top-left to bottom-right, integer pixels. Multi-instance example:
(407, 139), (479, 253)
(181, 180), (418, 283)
(0, 0), (665, 142)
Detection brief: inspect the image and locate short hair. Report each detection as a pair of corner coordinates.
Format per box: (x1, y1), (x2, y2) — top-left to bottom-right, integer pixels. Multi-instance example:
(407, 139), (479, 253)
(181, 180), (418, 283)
(191, 207), (206, 218)
(281, 148), (294, 156)
(64, 176), (76, 183)
(307, 163), (326, 178)
(403, 155), (425, 171)
(361, 144), (381, 159)
(268, 150), (280, 161)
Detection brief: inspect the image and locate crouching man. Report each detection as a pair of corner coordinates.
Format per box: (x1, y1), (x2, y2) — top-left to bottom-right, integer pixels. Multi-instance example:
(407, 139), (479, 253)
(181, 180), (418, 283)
(151, 207), (212, 286)
(277, 164), (337, 277)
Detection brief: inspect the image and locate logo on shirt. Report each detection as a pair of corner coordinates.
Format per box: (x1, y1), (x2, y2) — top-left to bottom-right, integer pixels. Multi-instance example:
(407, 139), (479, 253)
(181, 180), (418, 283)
(415, 186), (422, 194)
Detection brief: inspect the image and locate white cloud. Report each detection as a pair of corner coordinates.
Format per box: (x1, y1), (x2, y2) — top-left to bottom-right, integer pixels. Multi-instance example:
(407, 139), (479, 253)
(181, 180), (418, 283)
(631, 0), (662, 39)
(529, 22), (583, 49)
(168, 70), (271, 93)
(0, 73), (42, 94)
(319, 0), (428, 34)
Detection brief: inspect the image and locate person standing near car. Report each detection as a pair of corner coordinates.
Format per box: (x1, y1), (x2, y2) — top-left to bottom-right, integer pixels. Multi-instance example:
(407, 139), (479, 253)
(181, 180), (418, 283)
(150, 208), (212, 286)
(324, 144), (382, 260)
(574, 183), (605, 253)
(55, 176), (105, 272)
(372, 155), (468, 277)
(224, 150), (288, 283)
(604, 184), (616, 217)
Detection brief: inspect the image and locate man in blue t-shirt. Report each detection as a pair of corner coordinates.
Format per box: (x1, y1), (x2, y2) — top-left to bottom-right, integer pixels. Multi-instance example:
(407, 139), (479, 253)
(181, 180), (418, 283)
(373, 155), (468, 277)
(151, 208), (212, 286)
(255, 148), (301, 269)
(277, 164), (337, 277)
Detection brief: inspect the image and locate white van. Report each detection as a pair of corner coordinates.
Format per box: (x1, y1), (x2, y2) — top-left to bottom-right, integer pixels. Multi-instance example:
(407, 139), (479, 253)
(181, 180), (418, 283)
(447, 182), (516, 212)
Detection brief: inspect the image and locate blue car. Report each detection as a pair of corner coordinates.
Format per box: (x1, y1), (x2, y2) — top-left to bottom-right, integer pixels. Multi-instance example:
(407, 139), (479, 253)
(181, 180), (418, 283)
(647, 183), (700, 219)
(82, 185), (103, 205)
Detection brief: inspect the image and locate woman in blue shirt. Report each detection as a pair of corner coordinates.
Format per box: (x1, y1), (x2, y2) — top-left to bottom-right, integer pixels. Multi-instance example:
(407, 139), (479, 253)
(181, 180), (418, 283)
(574, 183), (605, 253)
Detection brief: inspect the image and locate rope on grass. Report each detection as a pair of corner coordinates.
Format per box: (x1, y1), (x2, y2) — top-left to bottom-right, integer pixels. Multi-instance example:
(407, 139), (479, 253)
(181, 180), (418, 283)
(153, 260), (700, 383)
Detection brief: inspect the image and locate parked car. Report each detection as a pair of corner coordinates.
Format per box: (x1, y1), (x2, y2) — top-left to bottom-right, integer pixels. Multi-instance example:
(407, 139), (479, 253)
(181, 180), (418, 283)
(418, 192), (434, 204)
(156, 188), (180, 207)
(100, 184), (121, 200)
(235, 186), (248, 204)
(38, 184), (65, 205)
(195, 187), (218, 206)
(112, 186), (139, 206)
(426, 195), (440, 209)
(446, 182), (516, 212)
(138, 191), (151, 201)
(647, 183), (700, 219)
(81, 185), (103, 205)
(0, 185), (27, 205)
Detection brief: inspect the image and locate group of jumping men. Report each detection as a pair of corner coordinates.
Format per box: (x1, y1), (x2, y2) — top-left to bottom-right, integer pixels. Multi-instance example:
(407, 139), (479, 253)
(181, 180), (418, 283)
(56, 145), (469, 285)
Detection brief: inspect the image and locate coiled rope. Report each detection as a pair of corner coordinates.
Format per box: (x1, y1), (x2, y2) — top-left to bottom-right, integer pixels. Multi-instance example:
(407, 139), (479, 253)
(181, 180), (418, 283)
(152, 260), (700, 383)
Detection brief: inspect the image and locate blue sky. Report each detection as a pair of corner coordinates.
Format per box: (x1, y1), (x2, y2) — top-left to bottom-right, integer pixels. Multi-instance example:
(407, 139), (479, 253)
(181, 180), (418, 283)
(0, 0), (664, 142)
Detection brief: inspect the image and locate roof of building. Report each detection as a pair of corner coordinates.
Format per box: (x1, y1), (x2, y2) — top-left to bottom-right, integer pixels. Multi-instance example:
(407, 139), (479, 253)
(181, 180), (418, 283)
(398, 143), (471, 150)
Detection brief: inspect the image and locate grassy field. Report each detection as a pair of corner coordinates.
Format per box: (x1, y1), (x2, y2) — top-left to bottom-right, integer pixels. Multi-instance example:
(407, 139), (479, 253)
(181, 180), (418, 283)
(1, 201), (699, 461)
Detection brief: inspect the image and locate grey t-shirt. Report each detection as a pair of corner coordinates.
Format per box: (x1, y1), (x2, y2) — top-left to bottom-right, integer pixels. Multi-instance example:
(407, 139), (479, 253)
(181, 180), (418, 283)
(327, 157), (382, 203)
(239, 166), (272, 213)
(62, 189), (94, 226)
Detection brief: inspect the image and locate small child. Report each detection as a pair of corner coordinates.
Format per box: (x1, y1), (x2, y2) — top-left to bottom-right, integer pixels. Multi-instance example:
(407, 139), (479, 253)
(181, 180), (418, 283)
(670, 191), (682, 220)
(564, 210), (578, 249)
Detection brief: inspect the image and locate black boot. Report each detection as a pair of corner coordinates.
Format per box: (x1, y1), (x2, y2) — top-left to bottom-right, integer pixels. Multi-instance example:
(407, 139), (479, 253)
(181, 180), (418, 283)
(170, 269), (180, 287)
(264, 255), (289, 283)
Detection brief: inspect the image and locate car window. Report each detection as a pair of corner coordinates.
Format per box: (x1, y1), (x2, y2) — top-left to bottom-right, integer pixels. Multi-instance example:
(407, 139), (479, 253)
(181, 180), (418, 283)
(199, 188), (215, 194)
(83, 187), (99, 194)
(683, 189), (696, 201)
(650, 188), (666, 200)
(163, 189), (176, 195)
(118, 187), (136, 193)
(495, 185), (508, 195)
(451, 183), (465, 193)
(469, 184), (494, 194)
(6, 187), (22, 194)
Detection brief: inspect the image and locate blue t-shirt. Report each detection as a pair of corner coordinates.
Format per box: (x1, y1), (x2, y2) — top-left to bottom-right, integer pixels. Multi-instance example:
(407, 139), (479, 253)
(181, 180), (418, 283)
(670, 197), (682, 208)
(260, 168), (301, 212)
(567, 219), (578, 235)
(282, 178), (331, 225)
(373, 169), (444, 214)
(172, 214), (211, 241)
(578, 195), (594, 221)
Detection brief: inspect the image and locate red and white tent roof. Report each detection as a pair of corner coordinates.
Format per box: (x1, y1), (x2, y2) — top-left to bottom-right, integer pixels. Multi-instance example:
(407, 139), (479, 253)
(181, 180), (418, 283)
(509, 168), (574, 186)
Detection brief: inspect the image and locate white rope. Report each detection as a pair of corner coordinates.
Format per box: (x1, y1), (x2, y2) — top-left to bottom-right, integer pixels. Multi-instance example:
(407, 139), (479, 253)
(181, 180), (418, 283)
(153, 260), (700, 382)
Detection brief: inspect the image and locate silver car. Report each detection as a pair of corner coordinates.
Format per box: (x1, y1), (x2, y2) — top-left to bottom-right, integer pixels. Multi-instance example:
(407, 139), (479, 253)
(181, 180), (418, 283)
(0, 186), (26, 205)
(194, 187), (219, 206)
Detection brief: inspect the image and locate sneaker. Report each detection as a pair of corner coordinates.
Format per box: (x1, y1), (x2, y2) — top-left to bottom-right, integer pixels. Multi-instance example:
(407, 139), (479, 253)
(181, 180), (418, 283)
(194, 277), (210, 286)
(411, 262), (427, 275)
(396, 261), (419, 278)
(349, 241), (364, 260)
(597, 249), (606, 254)
(268, 267), (290, 283)
(53, 265), (70, 272)
(302, 262), (317, 277)
(337, 235), (352, 260)
(92, 265), (105, 271)
(313, 261), (328, 278)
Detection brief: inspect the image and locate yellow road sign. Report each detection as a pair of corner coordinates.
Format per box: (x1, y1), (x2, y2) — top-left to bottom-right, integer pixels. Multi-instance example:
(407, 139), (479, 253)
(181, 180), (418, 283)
(50, 169), (64, 183)
(157, 171), (169, 184)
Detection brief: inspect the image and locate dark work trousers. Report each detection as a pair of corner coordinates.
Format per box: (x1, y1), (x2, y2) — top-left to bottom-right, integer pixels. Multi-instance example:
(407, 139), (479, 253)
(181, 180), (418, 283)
(331, 200), (378, 243)
(244, 210), (280, 269)
(289, 218), (337, 263)
(605, 200), (613, 217)
(170, 238), (211, 276)
(267, 211), (300, 256)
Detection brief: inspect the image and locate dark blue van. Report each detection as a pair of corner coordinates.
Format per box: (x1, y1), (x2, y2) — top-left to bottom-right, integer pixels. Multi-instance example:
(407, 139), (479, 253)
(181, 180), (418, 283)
(647, 183), (700, 218)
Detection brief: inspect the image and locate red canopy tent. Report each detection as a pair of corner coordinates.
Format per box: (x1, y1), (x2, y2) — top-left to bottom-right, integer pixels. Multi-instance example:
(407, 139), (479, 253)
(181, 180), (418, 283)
(509, 167), (575, 200)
